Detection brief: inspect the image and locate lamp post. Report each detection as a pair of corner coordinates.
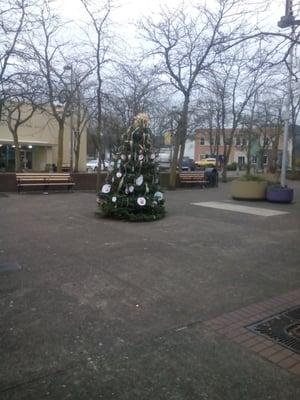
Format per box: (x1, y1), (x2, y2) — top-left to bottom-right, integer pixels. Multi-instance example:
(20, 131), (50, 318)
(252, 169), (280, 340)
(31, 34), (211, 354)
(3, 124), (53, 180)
(64, 65), (74, 173)
(170, 106), (177, 168)
(277, 1), (300, 187)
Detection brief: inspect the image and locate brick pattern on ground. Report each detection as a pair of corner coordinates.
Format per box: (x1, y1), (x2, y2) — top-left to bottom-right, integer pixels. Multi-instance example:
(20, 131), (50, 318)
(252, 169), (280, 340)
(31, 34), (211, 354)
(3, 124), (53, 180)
(203, 289), (300, 377)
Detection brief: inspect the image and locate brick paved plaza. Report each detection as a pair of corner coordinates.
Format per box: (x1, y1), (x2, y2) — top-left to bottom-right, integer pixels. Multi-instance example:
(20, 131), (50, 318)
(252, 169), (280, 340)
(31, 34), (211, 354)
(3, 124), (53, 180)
(0, 182), (299, 399)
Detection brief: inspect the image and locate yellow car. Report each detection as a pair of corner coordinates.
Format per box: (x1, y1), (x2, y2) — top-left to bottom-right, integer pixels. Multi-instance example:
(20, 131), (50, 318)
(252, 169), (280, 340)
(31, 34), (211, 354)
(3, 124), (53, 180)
(195, 158), (216, 167)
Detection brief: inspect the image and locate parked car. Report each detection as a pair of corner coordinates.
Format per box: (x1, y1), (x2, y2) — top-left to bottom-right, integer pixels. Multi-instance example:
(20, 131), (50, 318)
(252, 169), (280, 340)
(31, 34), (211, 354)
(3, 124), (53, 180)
(195, 157), (216, 168)
(86, 159), (109, 172)
(158, 148), (171, 169)
(180, 157), (196, 171)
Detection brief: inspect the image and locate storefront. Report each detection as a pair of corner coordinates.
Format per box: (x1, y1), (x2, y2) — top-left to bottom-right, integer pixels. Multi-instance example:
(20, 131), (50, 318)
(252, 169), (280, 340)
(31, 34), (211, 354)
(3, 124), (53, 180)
(0, 140), (53, 172)
(0, 106), (87, 172)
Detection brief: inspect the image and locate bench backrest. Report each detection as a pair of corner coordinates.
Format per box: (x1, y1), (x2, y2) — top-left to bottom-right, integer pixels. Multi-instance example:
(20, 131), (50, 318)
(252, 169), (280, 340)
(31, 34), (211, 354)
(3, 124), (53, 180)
(179, 171), (205, 179)
(16, 173), (73, 182)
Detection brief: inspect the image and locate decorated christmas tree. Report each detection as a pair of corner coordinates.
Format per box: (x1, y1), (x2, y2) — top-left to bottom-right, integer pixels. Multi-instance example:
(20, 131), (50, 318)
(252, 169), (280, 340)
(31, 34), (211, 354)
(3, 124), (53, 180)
(97, 113), (166, 221)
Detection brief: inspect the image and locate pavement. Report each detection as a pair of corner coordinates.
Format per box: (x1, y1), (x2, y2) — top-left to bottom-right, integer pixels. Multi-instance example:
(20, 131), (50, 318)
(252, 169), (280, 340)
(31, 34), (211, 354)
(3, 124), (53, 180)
(0, 182), (300, 399)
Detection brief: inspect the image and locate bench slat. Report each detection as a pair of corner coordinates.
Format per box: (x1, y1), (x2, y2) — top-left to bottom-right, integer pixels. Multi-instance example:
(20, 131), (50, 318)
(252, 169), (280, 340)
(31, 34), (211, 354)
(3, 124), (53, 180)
(16, 173), (74, 193)
(18, 183), (75, 186)
(179, 171), (208, 187)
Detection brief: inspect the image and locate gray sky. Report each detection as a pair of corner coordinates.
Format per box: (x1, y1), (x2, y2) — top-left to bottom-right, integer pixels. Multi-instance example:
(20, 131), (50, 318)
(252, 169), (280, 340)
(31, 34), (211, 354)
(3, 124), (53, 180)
(54, 0), (288, 34)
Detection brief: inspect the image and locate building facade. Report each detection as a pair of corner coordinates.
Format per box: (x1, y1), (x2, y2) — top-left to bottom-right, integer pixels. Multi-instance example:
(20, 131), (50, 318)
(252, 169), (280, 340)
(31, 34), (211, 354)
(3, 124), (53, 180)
(194, 128), (292, 169)
(0, 107), (87, 172)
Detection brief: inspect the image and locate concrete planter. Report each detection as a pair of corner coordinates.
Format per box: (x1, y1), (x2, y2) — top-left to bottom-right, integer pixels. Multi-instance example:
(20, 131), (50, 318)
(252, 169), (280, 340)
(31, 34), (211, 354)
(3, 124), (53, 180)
(231, 180), (267, 200)
(266, 186), (294, 203)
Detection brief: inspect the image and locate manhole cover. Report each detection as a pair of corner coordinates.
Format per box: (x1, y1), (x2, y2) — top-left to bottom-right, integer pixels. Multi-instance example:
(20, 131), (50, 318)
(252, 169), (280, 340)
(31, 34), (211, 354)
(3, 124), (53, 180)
(247, 306), (300, 354)
(0, 262), (22, 272)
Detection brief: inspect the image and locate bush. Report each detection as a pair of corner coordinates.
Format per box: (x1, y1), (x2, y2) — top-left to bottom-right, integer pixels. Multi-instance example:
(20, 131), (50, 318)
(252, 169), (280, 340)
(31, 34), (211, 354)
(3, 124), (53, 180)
(239, 174), (266, 182)
(227, 162), (237, 171)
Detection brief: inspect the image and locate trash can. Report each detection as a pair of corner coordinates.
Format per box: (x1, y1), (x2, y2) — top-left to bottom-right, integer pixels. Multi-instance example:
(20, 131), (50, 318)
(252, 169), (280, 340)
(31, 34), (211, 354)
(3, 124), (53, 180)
(204, 167), (218, 187)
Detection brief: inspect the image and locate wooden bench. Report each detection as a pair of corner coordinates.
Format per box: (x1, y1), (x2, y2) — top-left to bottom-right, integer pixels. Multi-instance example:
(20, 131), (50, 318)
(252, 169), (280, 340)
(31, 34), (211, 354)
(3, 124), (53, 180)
(179, 171), (208, 187)
(16, 173), (75, 193)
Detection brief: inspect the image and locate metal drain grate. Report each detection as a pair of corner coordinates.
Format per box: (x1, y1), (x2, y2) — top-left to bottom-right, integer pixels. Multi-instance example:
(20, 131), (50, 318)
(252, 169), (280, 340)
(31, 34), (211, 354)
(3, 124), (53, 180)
(246, 306), (300, 354)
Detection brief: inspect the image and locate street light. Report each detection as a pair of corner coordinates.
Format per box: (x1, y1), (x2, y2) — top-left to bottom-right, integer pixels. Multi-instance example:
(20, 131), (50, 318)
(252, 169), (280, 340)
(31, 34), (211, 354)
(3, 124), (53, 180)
(64, 65), (74, 173)
(277, 1), (300, 187)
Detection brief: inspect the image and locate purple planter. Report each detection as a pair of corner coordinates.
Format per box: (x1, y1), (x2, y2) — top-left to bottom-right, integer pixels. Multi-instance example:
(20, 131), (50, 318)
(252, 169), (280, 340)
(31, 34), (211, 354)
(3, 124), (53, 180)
(266, 186), (294, 203)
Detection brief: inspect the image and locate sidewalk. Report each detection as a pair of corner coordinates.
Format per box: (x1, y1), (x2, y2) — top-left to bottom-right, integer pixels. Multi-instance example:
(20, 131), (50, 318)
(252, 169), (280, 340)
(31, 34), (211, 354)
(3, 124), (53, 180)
(0, 182), (299, 399)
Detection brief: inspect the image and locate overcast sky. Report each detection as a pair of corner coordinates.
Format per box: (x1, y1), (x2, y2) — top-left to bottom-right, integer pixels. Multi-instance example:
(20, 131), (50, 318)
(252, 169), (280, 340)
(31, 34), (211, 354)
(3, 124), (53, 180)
(50, 0), (296, 62)
(53, 0), (288, 32)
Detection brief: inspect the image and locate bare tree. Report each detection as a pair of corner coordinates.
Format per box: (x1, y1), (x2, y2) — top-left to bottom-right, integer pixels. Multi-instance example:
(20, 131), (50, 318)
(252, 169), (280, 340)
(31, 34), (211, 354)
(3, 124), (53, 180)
(73, 76), (91, 172)
(80, 0), (114, 189)
(210, 40), (271, 181)
(107, 61), (163, 126)
(4, 101), (36, 172)
(139, 0), (261, 188)
(0, 0), (28, 121)
(25, 4), (92, 172)
(290, 83), (300, 172)
(191, 95), (223, 166)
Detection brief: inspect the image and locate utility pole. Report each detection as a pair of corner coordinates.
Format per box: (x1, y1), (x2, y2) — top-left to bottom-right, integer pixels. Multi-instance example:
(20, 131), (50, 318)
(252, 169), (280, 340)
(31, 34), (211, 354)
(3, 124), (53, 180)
(277, 0), (300, 187)
(64, 65), (74, 173)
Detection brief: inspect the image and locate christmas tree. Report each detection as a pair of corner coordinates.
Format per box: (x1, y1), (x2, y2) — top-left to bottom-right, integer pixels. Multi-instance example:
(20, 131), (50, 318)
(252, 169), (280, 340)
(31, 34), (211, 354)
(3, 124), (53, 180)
(97, 113), (166, 221)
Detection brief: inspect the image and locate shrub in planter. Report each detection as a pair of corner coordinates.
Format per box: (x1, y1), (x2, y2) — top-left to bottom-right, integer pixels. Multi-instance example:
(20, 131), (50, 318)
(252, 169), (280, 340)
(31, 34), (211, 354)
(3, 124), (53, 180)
(230, 174), (267, 200)
(227, 162), (237, 171)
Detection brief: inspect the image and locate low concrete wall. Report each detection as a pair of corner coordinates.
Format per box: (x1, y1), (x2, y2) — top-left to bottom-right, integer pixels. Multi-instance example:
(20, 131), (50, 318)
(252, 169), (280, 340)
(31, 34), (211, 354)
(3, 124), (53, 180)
(0, 173), (17, 192)
(287, 170), (300, 180)
(0, 172), (173, 192)
(71, 172), (172, 191)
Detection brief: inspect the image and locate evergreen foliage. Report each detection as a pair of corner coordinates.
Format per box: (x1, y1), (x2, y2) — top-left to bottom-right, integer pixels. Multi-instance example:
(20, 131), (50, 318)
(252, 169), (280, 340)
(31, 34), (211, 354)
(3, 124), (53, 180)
(97, 114), (166, 222)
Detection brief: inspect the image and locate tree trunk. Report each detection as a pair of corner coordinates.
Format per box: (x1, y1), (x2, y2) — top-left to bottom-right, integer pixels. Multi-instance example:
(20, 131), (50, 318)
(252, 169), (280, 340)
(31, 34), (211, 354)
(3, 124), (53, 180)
(13, 134), (21, 172)
(291, 124), (296, 173)
(246, 133), (251, 175)
(257, 148), (264, 171)
(221, 143), (229, 182)
(222, 153), (228, 182)
(74, 146), (80, 173)
(74, 132), (81, 173)
(57, 121), (64, 172)
(268, 137), (279, 173)
(178, 138), (186, 170)
(169, 96), (189, 189)
(169, 132), (181, 189)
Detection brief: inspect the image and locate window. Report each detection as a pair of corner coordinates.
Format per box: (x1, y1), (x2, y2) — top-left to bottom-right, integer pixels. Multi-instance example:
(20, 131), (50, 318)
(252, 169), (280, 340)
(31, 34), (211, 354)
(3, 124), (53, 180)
(238, 156), (245, 165)
(263, 155), (268, 165)
(242, 138), (247, 146)
(251, 155), (257, 164)
(236, 137), (241, 146)
(200, 137), (205, 145)
(264, 137), (270, 146)
(200, 154), (206, 160)
(210, 138), (214, 145)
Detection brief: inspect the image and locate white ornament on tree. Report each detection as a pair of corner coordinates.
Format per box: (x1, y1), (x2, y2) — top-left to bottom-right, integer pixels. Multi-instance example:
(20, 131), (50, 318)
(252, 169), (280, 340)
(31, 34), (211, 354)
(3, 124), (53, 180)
(154, 191), (164, 201)
(101, 184), (111, 194)
(137, 197), (146, 206)
(135, 175), (143, 186)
